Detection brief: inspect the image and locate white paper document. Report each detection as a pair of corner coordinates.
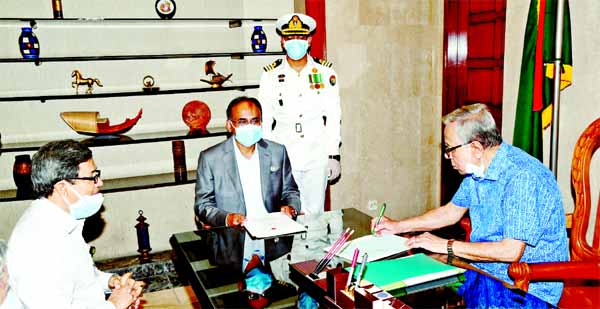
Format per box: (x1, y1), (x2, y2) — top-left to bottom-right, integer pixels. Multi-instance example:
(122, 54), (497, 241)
(243, 212), (307, 240)
(324, 234), (409, 262)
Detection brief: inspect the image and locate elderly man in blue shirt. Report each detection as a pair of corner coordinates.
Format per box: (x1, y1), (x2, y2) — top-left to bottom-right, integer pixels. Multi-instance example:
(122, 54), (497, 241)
(372, 103), (568, 305)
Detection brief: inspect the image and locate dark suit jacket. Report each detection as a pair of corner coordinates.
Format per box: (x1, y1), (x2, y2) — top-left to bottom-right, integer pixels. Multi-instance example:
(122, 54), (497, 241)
(194, 137), (301, 269)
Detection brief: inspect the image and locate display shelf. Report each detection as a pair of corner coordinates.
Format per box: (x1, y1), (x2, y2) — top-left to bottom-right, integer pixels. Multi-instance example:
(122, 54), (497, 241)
(0, 83), (259, 102)
(0, 170), (199, 202)
(0, 51), (284, 64)
(0, 18), (276, 22)
(0, 126), (229, 153)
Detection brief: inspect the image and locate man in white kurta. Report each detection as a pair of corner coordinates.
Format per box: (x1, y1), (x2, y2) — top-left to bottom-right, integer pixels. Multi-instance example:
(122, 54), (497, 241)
(8, 198), (116, 308)
(7, 139), (143, 309)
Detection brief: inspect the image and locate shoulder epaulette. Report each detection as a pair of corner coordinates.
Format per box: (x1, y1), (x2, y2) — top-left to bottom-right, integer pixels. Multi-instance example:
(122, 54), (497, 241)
(313, 57), (333, 68)
(263, 59), (283, 72)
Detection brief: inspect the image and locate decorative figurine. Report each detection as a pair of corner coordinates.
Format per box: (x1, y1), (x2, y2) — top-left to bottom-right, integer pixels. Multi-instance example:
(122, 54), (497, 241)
(71, 70), (103, 94)
(200, 60), (233, 88)
(60, 108), (143, 136)
(182, 100), (211, 134)
(18, 27), (40, 59)
(251, 25), (267, 53)
(52, 0), (64, 19)
(155, 0), (176, 19)
(142, 75), (159, 93)
(171, 140), (187, 183)
(135, 210), (152, 262)
(13, 154), (33, 199)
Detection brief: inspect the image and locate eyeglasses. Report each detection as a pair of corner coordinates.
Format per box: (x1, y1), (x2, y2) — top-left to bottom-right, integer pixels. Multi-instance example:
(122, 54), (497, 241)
(69, 170), (101, 184)
(443, 142), (471, 159)
(231, 118), (261, 127)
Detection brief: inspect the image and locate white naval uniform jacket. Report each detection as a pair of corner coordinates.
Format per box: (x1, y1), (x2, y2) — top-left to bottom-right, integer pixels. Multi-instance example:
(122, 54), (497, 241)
(258, 56), (341, 171)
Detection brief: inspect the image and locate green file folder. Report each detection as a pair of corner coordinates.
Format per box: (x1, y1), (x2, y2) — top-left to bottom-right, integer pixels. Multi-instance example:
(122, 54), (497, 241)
(349, 253), (465, 291)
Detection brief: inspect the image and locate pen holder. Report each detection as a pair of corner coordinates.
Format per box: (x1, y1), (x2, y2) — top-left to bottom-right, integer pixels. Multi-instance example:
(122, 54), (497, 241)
(326, 267), (353, 306)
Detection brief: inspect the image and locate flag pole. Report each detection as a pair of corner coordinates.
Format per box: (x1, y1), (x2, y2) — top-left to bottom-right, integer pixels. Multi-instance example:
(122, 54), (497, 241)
(550, 0), (566, 177)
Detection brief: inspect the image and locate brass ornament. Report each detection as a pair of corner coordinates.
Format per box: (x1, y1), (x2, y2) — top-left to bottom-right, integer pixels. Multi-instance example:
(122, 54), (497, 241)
(199, 60), (233, 88)
(71, 69), (103, 94)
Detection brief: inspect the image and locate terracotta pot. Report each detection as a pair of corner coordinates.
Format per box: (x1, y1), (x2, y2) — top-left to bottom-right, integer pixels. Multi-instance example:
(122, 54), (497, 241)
(182, 100), (211, 133)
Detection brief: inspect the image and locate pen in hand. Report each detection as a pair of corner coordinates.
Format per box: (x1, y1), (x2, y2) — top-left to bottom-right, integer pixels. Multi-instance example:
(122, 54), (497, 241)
(372, 203), (387, 234)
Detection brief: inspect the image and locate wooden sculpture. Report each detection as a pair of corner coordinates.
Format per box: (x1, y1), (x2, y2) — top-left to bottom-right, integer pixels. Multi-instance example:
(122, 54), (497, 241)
(60, 108), (143, 136)
(200, 60), (232, 88)
(71, 69), (103, 94)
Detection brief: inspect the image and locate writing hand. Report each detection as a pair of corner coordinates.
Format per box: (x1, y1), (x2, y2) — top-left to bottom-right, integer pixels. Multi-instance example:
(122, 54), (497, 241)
(370, 215), (396, 235)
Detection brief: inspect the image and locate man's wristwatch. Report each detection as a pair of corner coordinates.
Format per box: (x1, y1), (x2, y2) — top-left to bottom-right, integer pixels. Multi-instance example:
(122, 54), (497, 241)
(447, 239), (455, 263)
(328, 155), (341, 161)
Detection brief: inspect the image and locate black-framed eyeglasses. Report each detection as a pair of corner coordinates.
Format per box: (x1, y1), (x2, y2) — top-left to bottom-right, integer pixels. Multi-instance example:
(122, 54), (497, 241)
(443, 142), (471, 159)
(69, 170), (101, 184)
(231, 118), (261, 127)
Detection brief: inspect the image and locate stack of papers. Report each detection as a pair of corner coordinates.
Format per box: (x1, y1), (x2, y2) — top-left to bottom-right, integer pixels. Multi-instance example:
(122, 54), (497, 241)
(244, 212), (307, 240)
(324, 234), (409, 262)
(355, 253), (466, 290)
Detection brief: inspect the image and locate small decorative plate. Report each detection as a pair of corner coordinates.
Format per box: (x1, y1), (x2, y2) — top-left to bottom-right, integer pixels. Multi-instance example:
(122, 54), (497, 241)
(155, 0), (176, 19)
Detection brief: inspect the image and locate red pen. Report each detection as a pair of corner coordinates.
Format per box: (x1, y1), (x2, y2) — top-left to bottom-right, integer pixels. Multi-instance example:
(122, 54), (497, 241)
(345, 247), (360, 289)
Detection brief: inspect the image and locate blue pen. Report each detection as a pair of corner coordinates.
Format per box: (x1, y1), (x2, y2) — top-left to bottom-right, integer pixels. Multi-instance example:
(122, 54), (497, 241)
(355, 253), (368, 287)
(372, 203), (387, 234)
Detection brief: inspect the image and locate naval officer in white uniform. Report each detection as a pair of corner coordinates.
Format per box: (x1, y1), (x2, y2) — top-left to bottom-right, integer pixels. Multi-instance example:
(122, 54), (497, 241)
(258, 13), (341, 218)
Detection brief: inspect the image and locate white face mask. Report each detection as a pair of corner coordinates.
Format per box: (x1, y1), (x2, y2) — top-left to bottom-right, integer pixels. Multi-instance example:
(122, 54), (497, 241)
(465, 162), (485, 178)
(61, 184), (104, 220)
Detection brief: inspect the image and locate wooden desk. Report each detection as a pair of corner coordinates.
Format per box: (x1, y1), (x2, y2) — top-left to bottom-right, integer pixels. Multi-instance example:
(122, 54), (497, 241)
(171, 208), (552, 308)
(170, 231), (297, 308)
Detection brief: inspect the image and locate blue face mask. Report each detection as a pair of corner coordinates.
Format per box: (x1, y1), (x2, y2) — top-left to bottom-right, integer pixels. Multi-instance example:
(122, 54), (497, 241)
(235, 124), (262, 147)
(244, 267), (272, 294)
(61, 184), (104, 220)
(284, 39), (309, 60)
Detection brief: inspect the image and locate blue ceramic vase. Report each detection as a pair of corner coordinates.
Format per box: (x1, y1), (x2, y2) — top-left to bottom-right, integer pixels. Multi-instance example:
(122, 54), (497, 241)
(251, 26), (267, 53)
(18, 27), (40, 59)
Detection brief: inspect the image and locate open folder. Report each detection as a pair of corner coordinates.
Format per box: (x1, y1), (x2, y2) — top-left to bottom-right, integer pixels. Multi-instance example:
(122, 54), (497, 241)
(244, 212), (307, 240)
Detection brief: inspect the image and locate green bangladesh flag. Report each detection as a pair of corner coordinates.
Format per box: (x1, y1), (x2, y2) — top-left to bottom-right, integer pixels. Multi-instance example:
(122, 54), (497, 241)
(513, 0), (573, 161)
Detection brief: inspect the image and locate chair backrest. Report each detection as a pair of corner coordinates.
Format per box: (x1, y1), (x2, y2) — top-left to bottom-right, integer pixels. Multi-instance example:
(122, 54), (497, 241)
(570, 117), (600, 261)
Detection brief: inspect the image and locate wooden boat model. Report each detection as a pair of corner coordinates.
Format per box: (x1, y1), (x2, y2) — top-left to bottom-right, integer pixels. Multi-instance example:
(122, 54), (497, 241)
(60, 108), (143, 136)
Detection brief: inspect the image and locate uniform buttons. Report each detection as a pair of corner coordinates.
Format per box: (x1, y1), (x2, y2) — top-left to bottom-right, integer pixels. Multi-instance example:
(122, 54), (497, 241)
(299, 94), (302, 97)
(300, 134), (304, 138)
(299, 114), (303, 118)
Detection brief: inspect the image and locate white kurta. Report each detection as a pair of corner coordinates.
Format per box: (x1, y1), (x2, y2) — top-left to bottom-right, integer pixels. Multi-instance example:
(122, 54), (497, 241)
(7, 198), (115, 309)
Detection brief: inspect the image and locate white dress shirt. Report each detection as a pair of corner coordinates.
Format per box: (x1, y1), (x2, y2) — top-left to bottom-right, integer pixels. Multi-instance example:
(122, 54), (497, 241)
(233, 139), (268, 271)
(0, 288), (24, 309)
(7, 198), (115, 309)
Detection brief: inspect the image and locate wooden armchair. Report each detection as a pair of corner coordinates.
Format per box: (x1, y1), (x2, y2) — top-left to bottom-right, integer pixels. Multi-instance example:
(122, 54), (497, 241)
(508, 117), (600, 308)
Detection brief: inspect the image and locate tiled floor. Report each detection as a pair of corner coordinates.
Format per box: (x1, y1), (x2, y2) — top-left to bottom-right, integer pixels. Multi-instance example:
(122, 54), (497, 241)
(96, 251), (200, 308)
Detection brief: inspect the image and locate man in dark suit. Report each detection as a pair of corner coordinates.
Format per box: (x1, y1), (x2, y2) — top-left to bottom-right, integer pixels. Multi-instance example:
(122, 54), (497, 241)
(194, 96), (301, 273)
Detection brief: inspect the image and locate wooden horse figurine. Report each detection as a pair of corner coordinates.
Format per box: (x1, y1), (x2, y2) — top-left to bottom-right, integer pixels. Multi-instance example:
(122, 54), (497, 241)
(71, 70), (103, 94)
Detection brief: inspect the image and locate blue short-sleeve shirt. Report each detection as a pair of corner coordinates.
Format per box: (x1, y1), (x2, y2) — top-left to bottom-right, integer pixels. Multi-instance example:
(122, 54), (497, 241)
(451, 143), (568, 305)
